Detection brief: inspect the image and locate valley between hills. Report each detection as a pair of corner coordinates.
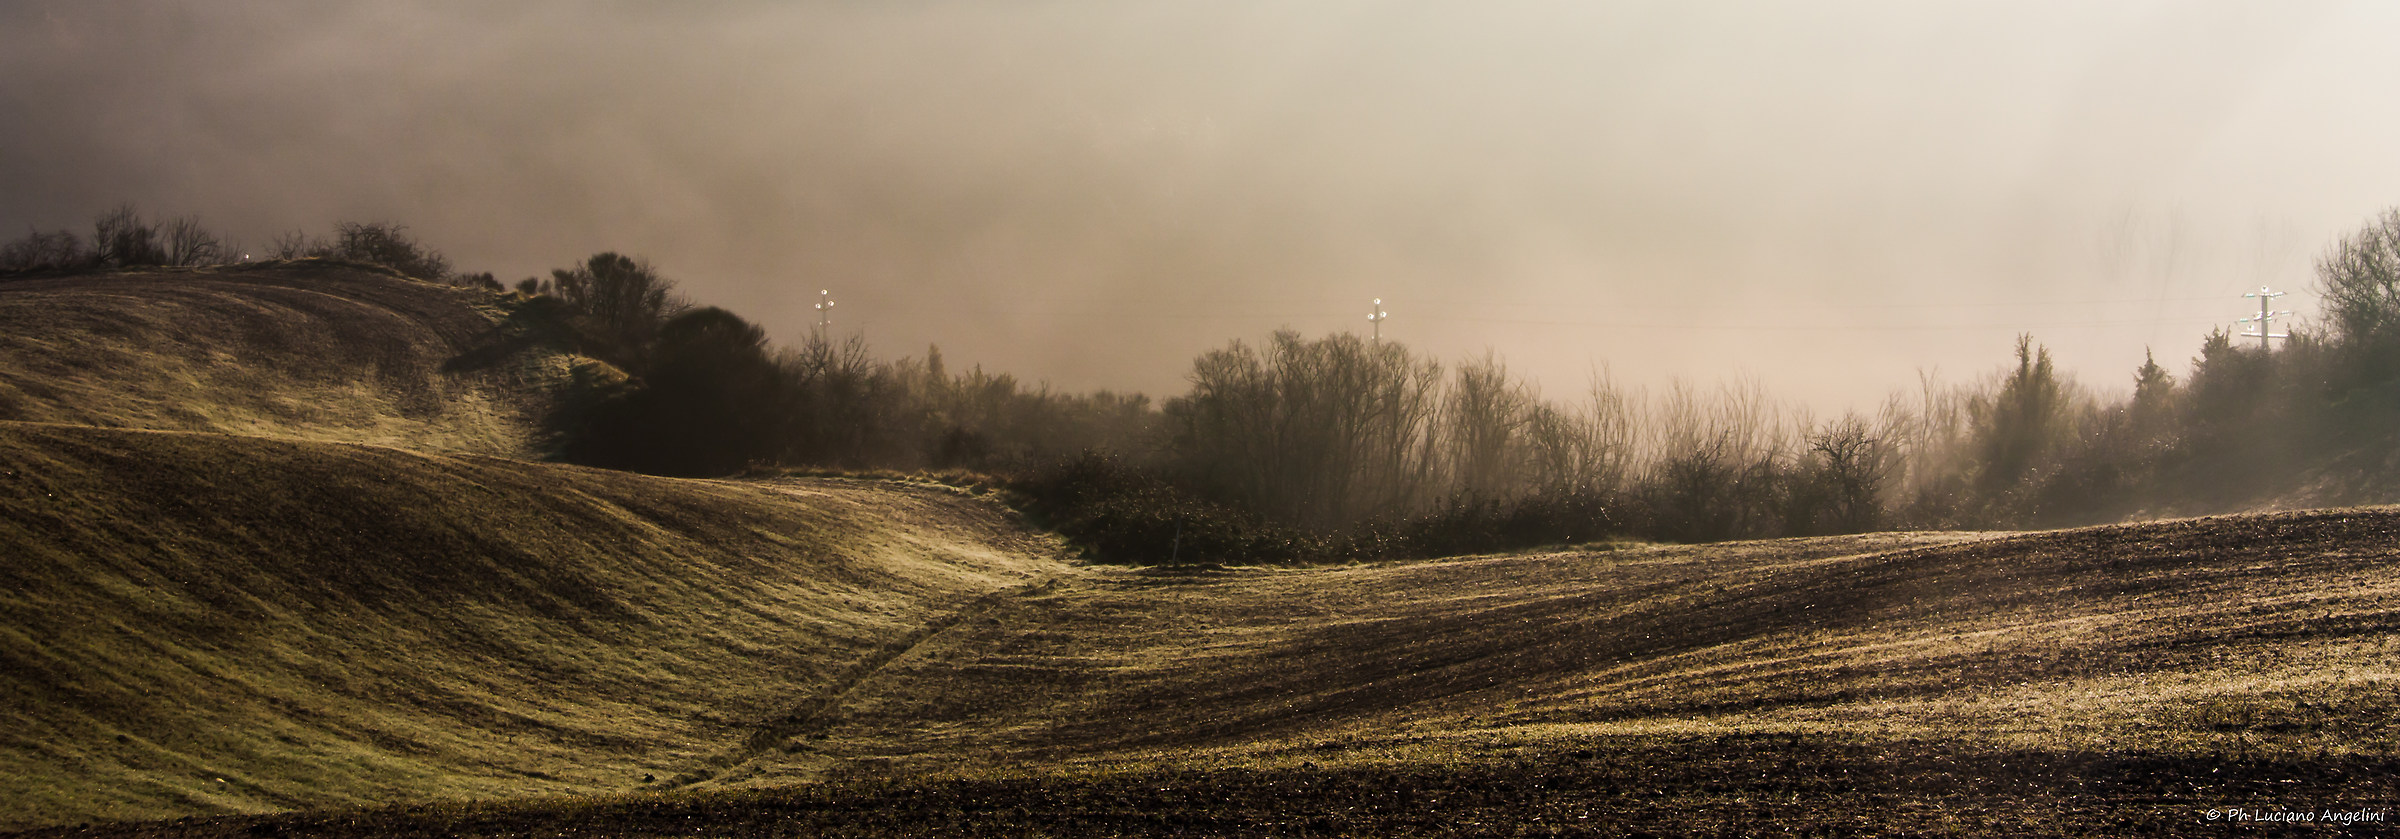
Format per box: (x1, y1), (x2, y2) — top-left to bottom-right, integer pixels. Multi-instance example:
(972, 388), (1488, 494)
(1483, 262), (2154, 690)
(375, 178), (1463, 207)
(6, 266), (2399, 836)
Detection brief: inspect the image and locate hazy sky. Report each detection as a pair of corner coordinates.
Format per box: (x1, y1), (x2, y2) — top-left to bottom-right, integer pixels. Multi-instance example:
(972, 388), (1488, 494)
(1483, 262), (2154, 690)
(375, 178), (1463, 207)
(7, 1), (2400, 412)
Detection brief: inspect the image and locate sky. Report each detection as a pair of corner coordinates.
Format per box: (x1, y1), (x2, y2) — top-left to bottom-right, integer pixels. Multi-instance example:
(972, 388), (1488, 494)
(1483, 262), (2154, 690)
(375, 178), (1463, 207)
(7, 1), (2400, 413)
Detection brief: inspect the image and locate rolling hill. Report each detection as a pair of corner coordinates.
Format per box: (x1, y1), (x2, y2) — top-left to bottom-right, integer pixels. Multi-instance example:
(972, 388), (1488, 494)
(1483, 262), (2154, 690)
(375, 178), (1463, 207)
(5, 264), (2400, 836)
(0, 262), (586, 457)
(0, 266), (1069, 829)
(19, 510), (2400, 836)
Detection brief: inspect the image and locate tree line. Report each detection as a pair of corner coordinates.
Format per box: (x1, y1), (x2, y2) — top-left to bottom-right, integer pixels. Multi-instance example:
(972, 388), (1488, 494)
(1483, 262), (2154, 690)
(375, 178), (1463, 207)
(1, 204), (463, 284)
(539, 250), (1158, 480)
(18, 202), (2400, 562)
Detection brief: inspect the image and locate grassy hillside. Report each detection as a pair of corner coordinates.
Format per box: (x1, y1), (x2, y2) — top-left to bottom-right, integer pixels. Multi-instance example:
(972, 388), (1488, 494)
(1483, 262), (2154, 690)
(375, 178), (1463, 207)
(30, 509), (2397, 835)
(0, 263), (587, 457)
(7, 263), (2400, 835)
(0, 421), (1065, 829)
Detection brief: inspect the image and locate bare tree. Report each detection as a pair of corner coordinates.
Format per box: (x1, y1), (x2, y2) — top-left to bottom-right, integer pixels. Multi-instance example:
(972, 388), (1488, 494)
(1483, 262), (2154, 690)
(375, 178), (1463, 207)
(780, 328), (898, 466)
(2317, 207), (2400, 353)
(1804, 410), (1899, 533)
(163, 215), (221, 266)
(332, 221), (450, 281)
(0, 227), (88, 271)
(268, 229), (323, 260)
(1637, 377), (1791, 542)
(1442, 351), (1534, 501)
(92, 204), (165, 267)
(1168, 330), (1441, 529)
(551, 252), (683, 361)
(1521, 368), (1638, 495)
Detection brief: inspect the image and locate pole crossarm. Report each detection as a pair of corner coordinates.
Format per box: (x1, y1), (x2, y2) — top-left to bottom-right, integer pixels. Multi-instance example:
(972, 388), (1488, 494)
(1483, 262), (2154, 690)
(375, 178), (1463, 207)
(2238, 286), (2290, 350)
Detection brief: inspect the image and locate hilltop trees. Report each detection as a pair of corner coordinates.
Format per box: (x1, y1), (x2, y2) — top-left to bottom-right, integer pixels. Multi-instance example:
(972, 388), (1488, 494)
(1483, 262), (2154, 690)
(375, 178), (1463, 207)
(163, 215), (224, 267)
(0, 227), (85, 272)
(552, 252), (681, 364)
(0, 206), (500, 284)
(327, 222), (449, 281)
(91, 204), (168, 267)
(2, 205), (227, 271)
(528, 253), (1164, 478)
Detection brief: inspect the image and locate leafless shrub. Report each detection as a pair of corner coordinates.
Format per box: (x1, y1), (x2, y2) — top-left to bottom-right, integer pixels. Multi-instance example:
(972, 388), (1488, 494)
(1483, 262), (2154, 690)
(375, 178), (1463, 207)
(1796, 408), (1901, 534)
(1634, 377), (1793, 542)
(162, 215), (222, 267)
(332, 221), (450, 281)
(0, 227), (90, 272)
(1520, 368), (1636, 495)
(91, 204), (165, 267)
(268, 229), (324, 260)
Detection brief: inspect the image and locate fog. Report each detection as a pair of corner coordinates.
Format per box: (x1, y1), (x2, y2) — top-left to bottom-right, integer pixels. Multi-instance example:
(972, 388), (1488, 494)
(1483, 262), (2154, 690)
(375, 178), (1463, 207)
(7, 1), (2400, 411)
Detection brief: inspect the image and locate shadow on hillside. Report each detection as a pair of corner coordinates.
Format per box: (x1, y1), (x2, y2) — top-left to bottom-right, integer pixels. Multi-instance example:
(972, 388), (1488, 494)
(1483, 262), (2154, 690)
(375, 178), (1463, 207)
(441, 296), (586, 375)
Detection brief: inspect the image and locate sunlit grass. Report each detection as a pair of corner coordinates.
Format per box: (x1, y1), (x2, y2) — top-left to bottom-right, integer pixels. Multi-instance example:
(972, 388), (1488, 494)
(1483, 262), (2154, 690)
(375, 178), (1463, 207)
(11, 264), (2400, 835)
(0, 264), (574, 457)
(0, 422), (1068, 830)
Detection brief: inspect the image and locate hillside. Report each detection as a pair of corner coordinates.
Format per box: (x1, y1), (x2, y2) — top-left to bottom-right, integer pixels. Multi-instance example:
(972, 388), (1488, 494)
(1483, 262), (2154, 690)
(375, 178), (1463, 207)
(6, 265), (2400, 835)
(0, 421), (1065, 829)
(659, 510), (2400, 835)
(0, 265), (1079, 829)
(17, 508), (2395, 836)
(0, 262), (590, 457)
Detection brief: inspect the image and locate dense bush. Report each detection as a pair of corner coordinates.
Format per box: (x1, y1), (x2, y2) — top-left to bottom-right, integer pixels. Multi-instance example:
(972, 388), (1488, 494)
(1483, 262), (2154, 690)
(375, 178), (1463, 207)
(1008, 452), (1324, 565)
(329, 221), (450, 282)
(551, 252), (680, 364)
(557, 307), (787, 476)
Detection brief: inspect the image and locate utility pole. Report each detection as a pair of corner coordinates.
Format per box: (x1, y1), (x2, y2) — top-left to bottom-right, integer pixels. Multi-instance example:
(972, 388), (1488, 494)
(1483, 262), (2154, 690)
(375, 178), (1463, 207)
(815, 289), (834, 331)
(2238, 286), (2290, 352)
(1368, 298), (1388, 343)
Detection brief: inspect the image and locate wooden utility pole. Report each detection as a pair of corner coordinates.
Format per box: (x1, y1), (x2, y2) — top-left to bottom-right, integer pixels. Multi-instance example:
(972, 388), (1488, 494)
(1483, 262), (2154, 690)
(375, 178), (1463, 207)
(1368, 298), (1388, 343)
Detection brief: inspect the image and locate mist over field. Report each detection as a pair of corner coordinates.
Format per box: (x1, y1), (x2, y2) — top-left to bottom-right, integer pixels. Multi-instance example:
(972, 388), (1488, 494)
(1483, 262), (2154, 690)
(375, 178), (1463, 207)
(8, 2), (2400, 409)
(19, 6), (2400, 834)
